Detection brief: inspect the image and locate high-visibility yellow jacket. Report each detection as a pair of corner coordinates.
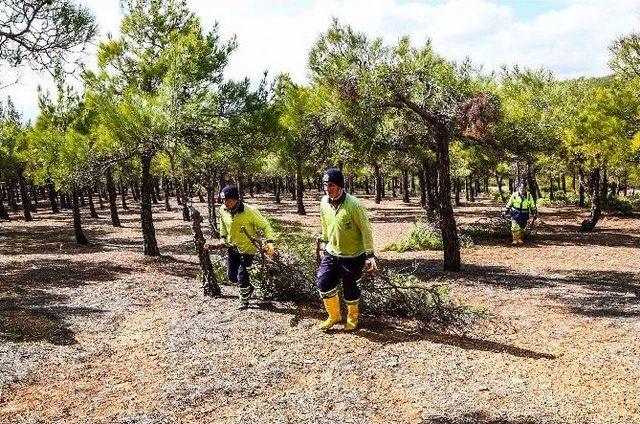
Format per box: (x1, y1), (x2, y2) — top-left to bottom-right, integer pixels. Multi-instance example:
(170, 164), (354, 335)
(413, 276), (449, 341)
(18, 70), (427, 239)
(505, 192), (538, 215)
(320, 193), (374, 258)
(219, 202), (274, 255)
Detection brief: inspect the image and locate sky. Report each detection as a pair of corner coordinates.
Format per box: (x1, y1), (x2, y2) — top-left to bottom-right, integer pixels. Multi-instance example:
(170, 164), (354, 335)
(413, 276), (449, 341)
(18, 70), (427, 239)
(3, 0), (640, 122)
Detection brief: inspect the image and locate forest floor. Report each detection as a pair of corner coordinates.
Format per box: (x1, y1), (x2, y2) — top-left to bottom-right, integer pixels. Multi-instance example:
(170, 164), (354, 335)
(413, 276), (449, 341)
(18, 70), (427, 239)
(1, 193), (639, 424)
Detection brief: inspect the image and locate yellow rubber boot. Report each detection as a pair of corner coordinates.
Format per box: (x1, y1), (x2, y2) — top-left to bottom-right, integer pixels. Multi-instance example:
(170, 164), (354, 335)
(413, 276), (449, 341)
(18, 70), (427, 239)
(516, 230), (524, 245)
(318, 295), (342, 330)
(511, 230), (521, 245)
(343, 302), (359, 331)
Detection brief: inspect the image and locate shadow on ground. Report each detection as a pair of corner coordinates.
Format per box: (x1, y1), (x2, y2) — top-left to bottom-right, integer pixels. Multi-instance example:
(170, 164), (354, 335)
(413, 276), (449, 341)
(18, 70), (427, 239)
(0, 258), (128, 345)
(381, 257), (640, 318)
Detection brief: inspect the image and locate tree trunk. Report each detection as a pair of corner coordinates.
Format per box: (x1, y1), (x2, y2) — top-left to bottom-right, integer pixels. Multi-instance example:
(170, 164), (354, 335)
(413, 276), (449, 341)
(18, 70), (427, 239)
(425, 160), (439, 217)
(578, 167), (585, 207)
(47, 182), (60, 213)
(247, 175), (254, 197)
(373, 164), (382, 204)
(189, 206), (222, 297)
(0, 190), (9, 220)
(295, 158), (306, 215)
(151, 182), (159, 204)
(561, 174), (567, 193)
(600, 166), (608, 206)
(72, 187), (88, 244)
(8, 181), (18, 212)
(120, 180), (129, 210)
(154, 179), (163, 201)
(17, 168), (32, 221)
(454, 177), (461, 207)
(549, 176), (555, 201)
(30, 185), (39, 210)
(496, 173), (506, 202)
(434, 128), (460, 271)
(418, 169), (427, 208)
(468, 176), (475, 202)
(162, 176), (172, 211)
(364, 176), (370, 195)
(526, 166), (537, 202)
(401, 167), (410, 203)
(581, 168), (601, 231)
(140, 154), (160, 256)
(206, 185), (220, 238)
(105, 167), (121, 227)
(97, 185), (105, 209)
(175, 177), (183, 205)
(59, 191), (68, 209)
(88, 188), (99, 219)
(273, 177), (281, 204)
(391, 177), (397, 198)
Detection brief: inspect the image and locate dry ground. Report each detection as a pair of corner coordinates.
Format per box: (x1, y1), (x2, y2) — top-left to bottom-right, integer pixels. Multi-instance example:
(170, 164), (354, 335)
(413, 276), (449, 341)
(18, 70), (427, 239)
(1, 192), (639, 424)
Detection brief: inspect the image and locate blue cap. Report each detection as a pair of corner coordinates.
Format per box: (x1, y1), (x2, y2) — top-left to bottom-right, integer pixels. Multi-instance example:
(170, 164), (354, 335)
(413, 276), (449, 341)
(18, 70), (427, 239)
(322, 168), (344, 188)
(220, 185), (239, 200)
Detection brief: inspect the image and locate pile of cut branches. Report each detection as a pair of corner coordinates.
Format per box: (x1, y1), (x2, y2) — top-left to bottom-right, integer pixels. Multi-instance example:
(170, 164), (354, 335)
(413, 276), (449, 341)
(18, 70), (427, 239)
(192, 208), (485, 329)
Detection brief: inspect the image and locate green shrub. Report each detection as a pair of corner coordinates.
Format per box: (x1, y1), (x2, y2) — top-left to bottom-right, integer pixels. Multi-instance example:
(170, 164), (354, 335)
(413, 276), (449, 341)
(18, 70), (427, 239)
(384, 219), (475, 252)
(384, 220), (443, 252)
(605, 195), (640, 214)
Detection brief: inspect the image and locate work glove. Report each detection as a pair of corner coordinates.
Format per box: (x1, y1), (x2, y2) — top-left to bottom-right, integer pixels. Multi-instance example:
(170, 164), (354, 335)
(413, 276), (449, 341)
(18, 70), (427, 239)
(364, 257), (378, 273)
(262, 241), (276, 257)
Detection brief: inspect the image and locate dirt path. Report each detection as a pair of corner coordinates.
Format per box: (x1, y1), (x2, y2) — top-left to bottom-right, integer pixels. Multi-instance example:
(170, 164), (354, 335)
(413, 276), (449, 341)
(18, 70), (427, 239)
(1, 194), (639, 423)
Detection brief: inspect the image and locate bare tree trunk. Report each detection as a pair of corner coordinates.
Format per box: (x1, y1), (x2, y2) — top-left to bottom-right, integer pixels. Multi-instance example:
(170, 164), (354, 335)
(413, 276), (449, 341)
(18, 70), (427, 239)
(424, 160), (439, 218)
(97, 185), (105, 209)
(88, 188), (99, 219)
(140, 154), (160, 256)
(7, 181), (18, 212)
(373, 163), (382, 204)
(418, 169), (427, 208)
(188, 206), (222, 297)
(120, 180), (129, 210)
(496, 173), (506, 202)
(105, 167), (121, 227)
(273, 177), (281, 204)
(434, 128), (460, 271)
(401, 167), (410, 203)
(454, 177), (461, 207)
(162, 176), (171, 211)
(0, 189), (9, 220)
(206, 184), (220, 238)
(578, 167), (585, 207)
(468, 176), (475, 202)
(581, 168), (601, 231)
(47, 182), (60, 213)
(17, 168), (32, 221)
(72, 187), (88, 245)
(30, 185), (39, 211)
(295, 158), (306, 215)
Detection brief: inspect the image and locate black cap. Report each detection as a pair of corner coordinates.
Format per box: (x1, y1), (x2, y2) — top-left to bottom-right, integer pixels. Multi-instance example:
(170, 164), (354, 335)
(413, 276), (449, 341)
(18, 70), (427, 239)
(220, 185), (239, 200)
(322, 168), (344, 188)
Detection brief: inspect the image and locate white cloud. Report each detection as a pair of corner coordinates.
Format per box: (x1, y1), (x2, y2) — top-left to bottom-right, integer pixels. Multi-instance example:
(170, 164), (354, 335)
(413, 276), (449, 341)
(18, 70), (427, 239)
(2, 0), (639, 122)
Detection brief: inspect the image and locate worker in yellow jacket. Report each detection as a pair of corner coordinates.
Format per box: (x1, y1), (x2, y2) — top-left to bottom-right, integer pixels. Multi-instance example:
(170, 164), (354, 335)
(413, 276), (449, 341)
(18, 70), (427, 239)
(503, 181), (538, 245)
(205, 185), (275, 308)
(316, 168), (377, 331)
